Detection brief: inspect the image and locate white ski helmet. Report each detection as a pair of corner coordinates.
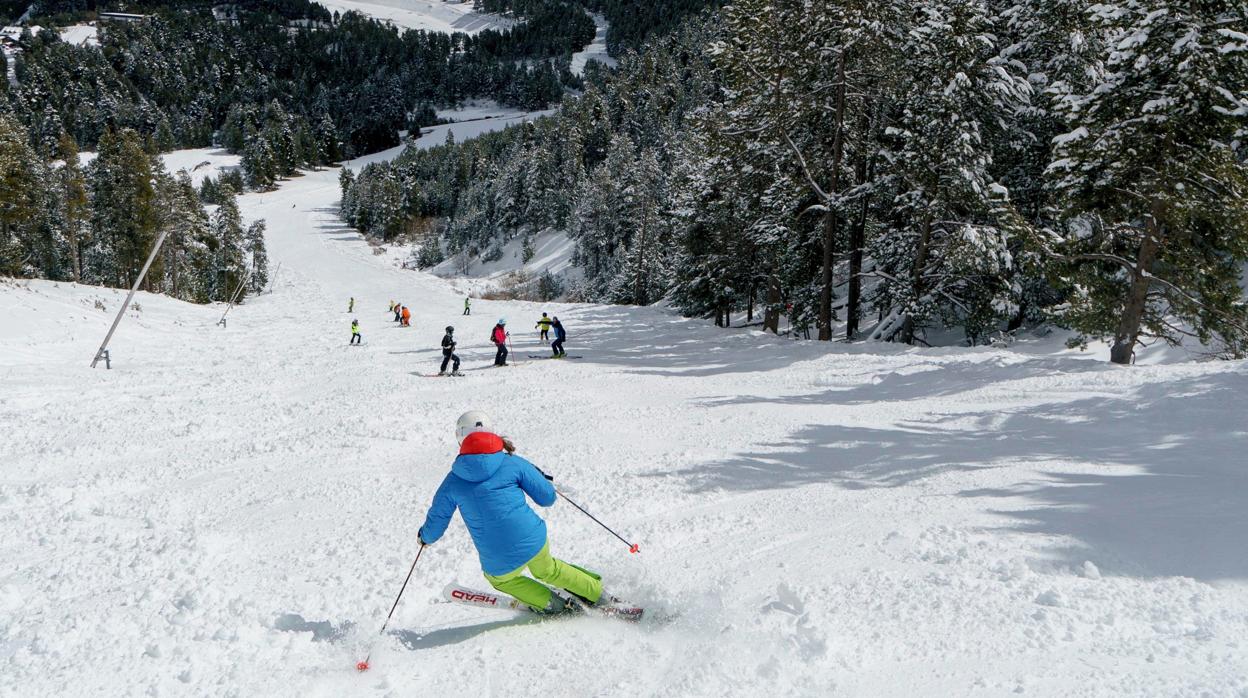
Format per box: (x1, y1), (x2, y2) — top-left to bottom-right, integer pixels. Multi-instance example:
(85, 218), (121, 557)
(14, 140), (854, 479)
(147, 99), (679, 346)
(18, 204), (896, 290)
(456, 410), (492, 444)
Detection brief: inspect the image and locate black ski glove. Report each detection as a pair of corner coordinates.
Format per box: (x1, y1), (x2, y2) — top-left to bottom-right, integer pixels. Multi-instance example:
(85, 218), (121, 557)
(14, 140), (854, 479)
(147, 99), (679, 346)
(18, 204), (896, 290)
(535, 466), (554, 482)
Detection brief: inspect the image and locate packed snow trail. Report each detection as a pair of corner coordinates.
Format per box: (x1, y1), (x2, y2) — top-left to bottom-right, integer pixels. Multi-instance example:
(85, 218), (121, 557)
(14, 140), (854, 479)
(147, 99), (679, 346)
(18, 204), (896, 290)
(3, 137), (1248, 695)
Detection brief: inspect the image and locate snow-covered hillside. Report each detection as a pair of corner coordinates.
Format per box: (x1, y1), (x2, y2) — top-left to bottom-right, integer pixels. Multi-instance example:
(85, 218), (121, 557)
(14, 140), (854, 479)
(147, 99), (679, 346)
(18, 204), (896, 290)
(313, 0), (514, 33)
(570, 13), (615, 76)
(4, 132), (1248, 696)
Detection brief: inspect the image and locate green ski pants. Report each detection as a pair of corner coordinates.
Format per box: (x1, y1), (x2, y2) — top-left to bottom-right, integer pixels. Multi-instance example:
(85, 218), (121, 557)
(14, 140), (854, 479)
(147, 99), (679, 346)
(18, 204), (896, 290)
(483, 541), (602, 611)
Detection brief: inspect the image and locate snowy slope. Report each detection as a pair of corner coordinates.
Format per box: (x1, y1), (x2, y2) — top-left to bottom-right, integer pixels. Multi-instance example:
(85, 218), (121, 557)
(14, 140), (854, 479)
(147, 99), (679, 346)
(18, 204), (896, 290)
(4, 138), (1248, 696)
(58, 24), (98, 47)
(313, 0), (514, 33)
(570, 13), (616, 76)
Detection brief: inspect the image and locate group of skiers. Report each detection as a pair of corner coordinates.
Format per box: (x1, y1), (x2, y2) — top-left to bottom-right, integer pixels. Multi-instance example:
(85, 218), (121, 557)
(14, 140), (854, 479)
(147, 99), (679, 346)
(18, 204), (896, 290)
(342, 303), (626, 620)
(389, 300), (412, 327)
(351, 298), (569, 370)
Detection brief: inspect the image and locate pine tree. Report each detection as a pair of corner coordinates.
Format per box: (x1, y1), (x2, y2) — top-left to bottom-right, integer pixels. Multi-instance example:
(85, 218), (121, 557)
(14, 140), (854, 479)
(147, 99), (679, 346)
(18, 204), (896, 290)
(870, 0), (1030, 344)
(56, 133), (89, 282)
(88, 127), (161, 289)
(209, 191), (249, 302)
(0, 115), (45, 276)
(242, 132), (277, 190)
(1045, 0), (1248, 362)
(246, 221), (268, 293)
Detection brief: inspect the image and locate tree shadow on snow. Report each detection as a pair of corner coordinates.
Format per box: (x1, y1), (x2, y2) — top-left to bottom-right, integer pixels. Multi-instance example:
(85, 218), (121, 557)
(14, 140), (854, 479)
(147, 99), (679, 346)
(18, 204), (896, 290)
(519, 305), (841, 378)
(658, 364), (1248, 581)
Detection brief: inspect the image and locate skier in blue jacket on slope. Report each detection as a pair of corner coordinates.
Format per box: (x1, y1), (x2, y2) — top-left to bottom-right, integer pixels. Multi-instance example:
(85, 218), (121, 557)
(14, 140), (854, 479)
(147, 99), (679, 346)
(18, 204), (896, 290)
(417, 411), (617, 613)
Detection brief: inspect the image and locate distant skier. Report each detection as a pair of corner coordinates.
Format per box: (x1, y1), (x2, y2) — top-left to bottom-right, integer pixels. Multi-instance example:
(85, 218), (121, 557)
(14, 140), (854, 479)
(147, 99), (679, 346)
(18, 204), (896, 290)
(350, 319), (361, 345)
(463, 296), (472, 316)
(388, 300), (396, 313)
(440, 325), (461, 375)
(401, 305), (412, 327)
(418, 411), (620, 614)
(535, 313), (553, 343)
(394, 303), (403, 323)
(550, 317), (566, 358)
(349, 296), (355, 313)
(491, 318), (509, 366)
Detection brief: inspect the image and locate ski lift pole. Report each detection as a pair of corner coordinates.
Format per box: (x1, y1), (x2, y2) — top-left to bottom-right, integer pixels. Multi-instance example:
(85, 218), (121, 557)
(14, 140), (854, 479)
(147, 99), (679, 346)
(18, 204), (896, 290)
(90, 226), (173, 368)
(216, 268), (252, 327)
(266, 262), (282, 294)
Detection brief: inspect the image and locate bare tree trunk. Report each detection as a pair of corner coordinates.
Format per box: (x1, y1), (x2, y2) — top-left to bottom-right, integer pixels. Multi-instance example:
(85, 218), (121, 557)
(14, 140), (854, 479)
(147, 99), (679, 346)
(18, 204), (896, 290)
(846, 104), (876, 341)
(902, 210), (934, 345)
(747, 280), (755, 322)
(633, 211), (649, 305)
(67, 223), (81, 283)
(1110, 209), (1165, 365)
(763, 274), (781, 334)
(817, 52), (848, 341)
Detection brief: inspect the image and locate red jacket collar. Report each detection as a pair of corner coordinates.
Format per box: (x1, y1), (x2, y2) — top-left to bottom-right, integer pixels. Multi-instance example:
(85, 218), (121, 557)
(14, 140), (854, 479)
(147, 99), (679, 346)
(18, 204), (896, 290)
(459, 432), (504, 455)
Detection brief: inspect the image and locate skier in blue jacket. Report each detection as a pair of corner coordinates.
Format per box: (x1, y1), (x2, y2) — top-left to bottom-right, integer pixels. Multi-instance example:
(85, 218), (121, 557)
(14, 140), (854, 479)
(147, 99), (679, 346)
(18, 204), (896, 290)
(418, 411), (615, 613)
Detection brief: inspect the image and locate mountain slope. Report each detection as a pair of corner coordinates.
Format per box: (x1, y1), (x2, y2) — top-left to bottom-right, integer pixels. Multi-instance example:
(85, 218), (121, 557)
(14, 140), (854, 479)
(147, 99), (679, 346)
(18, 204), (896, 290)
(3, 132), (1247, 696)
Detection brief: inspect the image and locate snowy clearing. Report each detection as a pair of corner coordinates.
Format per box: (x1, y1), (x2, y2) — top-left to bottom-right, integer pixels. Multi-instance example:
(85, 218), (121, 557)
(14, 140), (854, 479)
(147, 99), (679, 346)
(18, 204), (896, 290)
(4, 138), (1248, 696)
(58, 23), (99, 47)
(161, 148), (243, 187)
(570, 13), (616, 76)
(312, 0), (513, 34)
(75, 148), (242, 187)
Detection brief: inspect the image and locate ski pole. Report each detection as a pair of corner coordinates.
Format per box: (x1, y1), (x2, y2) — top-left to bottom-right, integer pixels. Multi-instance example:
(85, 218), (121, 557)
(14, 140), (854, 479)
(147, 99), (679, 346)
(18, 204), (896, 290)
(357, 543), (426, 672)
(556, 490), (640, 555)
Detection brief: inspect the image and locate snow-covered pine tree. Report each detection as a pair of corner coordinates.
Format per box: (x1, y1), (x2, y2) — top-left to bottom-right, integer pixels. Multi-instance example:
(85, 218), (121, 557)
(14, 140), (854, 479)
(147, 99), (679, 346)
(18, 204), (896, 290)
(209, 190), (249, 302)
(242, 132), (277, 190)
(56, 133), (89, 283)
(1046, 0), (1248, 363)
(0, 114), (45, 277)
(870, 0), (1030, 345)
(246, 221), (269, 293)
(87, 127), (161, 289)
(156, 172), (211, 300)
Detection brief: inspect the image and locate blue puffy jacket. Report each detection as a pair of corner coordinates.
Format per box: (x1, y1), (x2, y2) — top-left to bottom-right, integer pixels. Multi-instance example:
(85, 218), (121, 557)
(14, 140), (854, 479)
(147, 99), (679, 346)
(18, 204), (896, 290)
(418, 432), (556, 575)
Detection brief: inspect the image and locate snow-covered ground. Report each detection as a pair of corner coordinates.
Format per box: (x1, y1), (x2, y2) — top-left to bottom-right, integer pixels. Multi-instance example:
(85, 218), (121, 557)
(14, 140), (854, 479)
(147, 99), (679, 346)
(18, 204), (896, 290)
(161, 148), (243, 187)
(4, 133), (1248, 697)
(75, 148), (242, 188)
(314, 0), (513, 34)
(570, 13), (616, 76)
(430, 228), (578, 295)
(58, 23), (98, 47)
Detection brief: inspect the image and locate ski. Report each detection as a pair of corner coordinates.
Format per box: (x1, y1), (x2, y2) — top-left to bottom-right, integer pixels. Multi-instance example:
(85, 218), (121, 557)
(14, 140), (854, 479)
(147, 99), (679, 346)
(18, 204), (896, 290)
(465, 362), (529, 372)
(442, 583), (643, 622)
(442, 584), (535, 613)
(527, 355), (583, 360)
(414, 372), (468, 378)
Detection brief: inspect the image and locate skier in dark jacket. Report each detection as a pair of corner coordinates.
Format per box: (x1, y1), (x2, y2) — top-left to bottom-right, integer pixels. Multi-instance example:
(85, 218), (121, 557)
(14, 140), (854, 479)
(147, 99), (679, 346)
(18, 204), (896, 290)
(550, 317), (566, 358)
(440, 326), (461, 375)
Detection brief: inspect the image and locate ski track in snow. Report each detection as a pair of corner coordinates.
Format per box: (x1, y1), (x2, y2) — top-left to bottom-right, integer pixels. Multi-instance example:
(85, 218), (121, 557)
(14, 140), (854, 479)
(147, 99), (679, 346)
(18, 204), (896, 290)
(3, 132), (1248, 696)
